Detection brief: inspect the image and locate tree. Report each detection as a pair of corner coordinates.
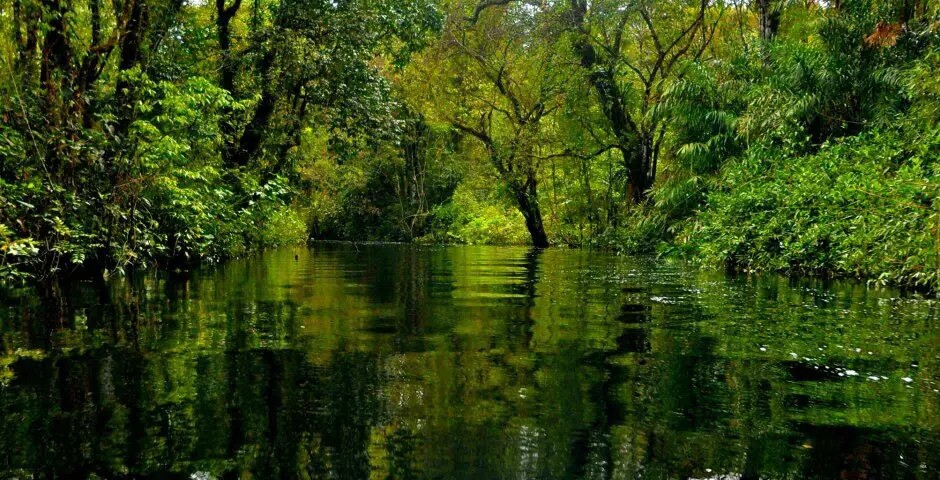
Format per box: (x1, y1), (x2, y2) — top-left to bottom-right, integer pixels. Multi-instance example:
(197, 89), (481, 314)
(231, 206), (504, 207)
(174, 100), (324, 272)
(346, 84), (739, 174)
(0, 0), (442, 276)
(214, 0), (440, 172)
(566, 0), (721, 203)
(428, 2), (568, 247)
(756, 0), (781, 42)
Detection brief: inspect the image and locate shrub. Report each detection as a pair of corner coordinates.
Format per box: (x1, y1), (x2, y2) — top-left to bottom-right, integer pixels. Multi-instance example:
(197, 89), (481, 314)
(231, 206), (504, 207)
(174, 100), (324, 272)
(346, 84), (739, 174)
(420, 182), (528, 245)
(680, 129), (939, 290)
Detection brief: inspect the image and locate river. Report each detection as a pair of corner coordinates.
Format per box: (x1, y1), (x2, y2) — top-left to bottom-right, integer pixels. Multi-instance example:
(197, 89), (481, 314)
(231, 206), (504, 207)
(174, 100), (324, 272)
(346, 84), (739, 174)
(0, 244), (937, 478)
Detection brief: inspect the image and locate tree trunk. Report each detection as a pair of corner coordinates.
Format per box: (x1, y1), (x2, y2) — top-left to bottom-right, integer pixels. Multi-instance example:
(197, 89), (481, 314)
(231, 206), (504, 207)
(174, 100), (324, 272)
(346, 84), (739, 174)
(624, 149), (646, 204)
(232, 89), (276, 167)
(114, 0), (148, 138)
(568, 0), (647, 204)
(621, 132), (655, 203)
(216, 0), (241, 93)
(216, 0), (242, 167)
(757, 0), (780, 42)
(512, 176), (549, 248)
(19, 3), (40, 83)
(39, 0), (71, 130)
(261, 94), (307, 185)
(228, 49), (276, 167)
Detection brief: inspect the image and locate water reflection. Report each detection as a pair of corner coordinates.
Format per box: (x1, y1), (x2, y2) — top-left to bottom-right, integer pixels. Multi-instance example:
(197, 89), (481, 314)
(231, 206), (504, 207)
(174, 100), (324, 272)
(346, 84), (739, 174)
(0, 244), (937, 479)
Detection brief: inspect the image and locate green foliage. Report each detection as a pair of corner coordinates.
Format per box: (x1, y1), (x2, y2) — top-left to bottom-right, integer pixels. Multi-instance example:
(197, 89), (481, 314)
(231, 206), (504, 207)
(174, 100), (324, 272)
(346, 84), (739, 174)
(589, 208), (670, 255)
(681, 129), (939, 289)
(128, 74), (240, 263)
(304, 116), (462, 242)
(1, 0), (938, 291)
(0, 223), (39, 283)
(0, 69), (306, 280)
(608, 5), (940, 291)
(419, 182), (528, 246)
(906, 41), (940, 141)
(0, 0), (441, 282)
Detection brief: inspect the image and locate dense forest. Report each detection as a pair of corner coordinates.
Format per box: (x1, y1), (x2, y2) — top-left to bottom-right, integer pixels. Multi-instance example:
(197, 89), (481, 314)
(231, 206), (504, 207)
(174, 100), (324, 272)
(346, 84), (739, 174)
(0, 0), (938, 289)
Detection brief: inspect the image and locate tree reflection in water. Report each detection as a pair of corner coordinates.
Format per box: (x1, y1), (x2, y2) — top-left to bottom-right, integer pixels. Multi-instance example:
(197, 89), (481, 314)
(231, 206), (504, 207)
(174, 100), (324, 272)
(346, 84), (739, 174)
(0, 244), (937, 479)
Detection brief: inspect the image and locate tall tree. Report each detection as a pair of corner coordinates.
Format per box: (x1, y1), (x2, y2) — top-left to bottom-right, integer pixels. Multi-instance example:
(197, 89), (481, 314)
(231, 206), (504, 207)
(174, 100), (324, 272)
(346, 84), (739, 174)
(430, 2), (567, 247)
(566, 0), (720, 203)
(216, 0), (440, 172)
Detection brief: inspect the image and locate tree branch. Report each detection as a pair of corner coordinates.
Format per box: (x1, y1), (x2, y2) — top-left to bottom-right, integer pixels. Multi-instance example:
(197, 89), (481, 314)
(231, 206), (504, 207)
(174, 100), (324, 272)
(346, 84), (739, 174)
(467, 0), (517, 24)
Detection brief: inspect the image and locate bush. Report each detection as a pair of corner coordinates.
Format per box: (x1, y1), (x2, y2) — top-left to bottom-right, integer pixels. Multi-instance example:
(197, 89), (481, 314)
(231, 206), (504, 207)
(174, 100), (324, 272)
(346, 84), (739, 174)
(0, 223), (39, 283)
(680, 129), (939, 290)
(419, 182), (528, 245)
(589, 208), (670, 255)
(0, 74), (311, 282)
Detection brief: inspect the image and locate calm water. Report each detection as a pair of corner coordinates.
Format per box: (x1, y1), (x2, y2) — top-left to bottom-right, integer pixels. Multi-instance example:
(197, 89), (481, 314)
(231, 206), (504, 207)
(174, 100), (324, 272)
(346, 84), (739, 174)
(0, 245), (938, 479)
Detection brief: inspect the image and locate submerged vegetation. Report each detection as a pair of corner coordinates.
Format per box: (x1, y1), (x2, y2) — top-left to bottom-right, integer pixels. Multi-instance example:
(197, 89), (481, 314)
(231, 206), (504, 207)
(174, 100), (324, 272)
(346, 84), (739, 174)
(1, 0), (938, 288)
